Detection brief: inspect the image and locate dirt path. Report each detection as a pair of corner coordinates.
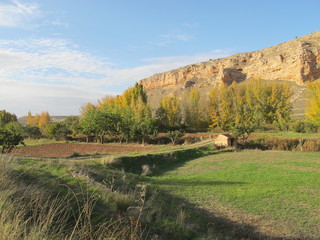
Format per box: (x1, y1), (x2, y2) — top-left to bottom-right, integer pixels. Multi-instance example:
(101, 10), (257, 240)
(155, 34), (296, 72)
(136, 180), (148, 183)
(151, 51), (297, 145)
(11, 143), (159, 158)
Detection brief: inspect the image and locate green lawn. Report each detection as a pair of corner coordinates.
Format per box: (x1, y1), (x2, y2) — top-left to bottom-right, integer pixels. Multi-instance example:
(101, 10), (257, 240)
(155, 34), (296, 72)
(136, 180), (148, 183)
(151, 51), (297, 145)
(149, 150), (320, 239)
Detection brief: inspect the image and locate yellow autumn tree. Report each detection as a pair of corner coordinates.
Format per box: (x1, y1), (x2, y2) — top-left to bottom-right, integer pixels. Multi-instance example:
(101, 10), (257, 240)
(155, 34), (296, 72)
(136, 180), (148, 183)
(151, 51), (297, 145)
(80, 103), (95, 118)
(27, 111), (34, 126)
(182, 88), (208, 130)
(208, 84), (234, 130)
(27, 111), (51, 128)
(156, 95), (182, 130)
(38, 112), (51, 128)
(208, 79), (292, 134)
(306, 80), (320, 125)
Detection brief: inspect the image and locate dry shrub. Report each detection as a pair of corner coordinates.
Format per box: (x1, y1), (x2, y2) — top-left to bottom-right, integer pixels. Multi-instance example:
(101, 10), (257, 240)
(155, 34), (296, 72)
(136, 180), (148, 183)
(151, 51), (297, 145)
(245, 138), (320, 152)
(301, 139), (320, 152)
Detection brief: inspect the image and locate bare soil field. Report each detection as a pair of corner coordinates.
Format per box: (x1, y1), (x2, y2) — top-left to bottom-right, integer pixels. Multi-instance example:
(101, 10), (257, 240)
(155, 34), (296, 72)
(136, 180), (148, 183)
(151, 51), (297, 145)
(11, 143), (160, 158)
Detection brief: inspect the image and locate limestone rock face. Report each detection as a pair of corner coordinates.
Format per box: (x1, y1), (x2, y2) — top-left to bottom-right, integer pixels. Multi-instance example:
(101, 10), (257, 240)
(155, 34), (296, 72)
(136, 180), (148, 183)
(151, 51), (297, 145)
(139, 31), (320, 90)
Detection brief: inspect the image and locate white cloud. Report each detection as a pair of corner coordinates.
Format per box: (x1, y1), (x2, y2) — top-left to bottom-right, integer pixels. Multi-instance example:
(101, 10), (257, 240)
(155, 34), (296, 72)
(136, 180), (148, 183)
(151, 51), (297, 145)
(0, 79), (113, 116)
(0, 38), (233, 116)
(0, 0), (41, 28)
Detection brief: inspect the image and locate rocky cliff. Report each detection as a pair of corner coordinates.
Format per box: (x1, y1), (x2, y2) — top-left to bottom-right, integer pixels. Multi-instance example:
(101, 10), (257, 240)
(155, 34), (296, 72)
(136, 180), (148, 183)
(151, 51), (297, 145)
(139, 31), (320, 118)
(140, 31), (320, 90)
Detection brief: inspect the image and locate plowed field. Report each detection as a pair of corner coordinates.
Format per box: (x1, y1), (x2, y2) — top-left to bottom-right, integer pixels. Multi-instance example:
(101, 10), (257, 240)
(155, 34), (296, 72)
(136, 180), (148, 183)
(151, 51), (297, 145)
(11, 143), (159, 158)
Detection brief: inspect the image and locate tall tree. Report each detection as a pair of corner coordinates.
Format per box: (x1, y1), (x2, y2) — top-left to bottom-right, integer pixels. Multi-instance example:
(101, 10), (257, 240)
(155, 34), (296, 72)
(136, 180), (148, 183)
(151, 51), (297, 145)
(208, 79), (293, 139)
(156, 95), (182, 130)
(182, 88), (209, 131)
(306, 80), (320, 125)
(27, 111), (51, 128)
(38, 111), (51, 128)
(208, 84), (234, 130)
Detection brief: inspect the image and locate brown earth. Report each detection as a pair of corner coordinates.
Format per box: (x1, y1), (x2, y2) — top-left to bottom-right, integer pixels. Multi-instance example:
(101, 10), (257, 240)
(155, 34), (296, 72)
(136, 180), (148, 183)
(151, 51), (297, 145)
(10, 143), (160, 158)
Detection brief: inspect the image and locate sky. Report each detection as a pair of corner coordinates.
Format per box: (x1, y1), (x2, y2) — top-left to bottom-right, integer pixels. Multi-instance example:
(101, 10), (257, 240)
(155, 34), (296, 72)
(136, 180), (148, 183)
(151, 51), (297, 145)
(0, 0), (319, 117)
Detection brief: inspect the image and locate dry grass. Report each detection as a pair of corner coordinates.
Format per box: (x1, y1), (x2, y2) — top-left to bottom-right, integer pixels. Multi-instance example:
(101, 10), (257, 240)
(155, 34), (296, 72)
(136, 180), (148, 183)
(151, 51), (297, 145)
(0, 155), (147, 240)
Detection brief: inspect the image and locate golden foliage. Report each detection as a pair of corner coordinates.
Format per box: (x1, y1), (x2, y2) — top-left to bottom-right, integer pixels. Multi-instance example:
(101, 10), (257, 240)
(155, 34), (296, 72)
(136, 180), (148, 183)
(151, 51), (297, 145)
(306, 80), (320, 125)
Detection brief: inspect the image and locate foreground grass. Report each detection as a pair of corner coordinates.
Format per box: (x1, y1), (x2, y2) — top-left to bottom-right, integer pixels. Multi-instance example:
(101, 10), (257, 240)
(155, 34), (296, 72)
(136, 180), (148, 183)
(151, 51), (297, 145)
(3, 146), (320, 239)
(0, 148), (212, 240)
(150, 150), (320, 239)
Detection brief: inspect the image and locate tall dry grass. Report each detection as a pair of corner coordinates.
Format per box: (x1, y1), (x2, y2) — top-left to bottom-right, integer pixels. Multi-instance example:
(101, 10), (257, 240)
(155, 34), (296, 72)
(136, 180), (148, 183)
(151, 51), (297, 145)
(244, 138), (320, 152)
(0, 155), (146, 240)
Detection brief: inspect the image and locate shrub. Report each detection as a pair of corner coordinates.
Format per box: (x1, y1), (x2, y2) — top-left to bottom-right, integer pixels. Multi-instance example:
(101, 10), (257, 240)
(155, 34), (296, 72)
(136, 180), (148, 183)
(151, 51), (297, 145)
(167, 130), (184, 145)
(289, 120), (306, 133)
(0, 122), (25, 153)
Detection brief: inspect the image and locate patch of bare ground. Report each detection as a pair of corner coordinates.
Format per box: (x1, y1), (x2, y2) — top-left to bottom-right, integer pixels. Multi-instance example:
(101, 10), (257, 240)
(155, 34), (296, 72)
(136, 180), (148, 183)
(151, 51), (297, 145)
(10, 143), (159, 158)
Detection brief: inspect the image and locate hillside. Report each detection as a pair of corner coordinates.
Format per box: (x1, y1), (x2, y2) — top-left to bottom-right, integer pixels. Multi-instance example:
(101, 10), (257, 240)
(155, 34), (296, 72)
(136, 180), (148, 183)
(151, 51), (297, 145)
(18, 116), (67, 126)
(140, 31), (320, 118)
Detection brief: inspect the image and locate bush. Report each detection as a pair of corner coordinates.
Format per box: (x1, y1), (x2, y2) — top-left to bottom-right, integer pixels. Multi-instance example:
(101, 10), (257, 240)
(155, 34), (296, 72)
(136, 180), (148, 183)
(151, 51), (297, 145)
(289, 120), (306, 133)
(244, 138), (320, 152)
(23, 125), (42, 139)
(44, 123), (68, 140)
(167, 130), (184, 145)
(0, 122), (25, 153)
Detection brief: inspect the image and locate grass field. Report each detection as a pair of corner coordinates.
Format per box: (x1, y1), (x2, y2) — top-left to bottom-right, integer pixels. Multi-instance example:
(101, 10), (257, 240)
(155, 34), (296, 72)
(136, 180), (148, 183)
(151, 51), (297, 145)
(150, 150), (320, 239)
(2, 144), (320, 239)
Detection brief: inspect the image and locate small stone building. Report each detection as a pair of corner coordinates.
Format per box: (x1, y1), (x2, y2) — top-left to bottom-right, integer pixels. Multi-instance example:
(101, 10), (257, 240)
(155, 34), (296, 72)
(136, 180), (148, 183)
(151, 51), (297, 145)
(215, 134), (236, 147)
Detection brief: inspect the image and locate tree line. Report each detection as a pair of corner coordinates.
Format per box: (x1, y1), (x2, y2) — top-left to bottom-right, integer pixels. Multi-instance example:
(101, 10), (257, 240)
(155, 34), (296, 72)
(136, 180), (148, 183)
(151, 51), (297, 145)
(2, 78), (320, 152)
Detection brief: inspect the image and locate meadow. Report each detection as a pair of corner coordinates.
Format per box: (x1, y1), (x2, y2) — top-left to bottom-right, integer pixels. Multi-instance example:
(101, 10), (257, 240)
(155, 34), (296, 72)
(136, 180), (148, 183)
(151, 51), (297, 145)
(1, 143), (320, 239)
(149, 150), (320, 239)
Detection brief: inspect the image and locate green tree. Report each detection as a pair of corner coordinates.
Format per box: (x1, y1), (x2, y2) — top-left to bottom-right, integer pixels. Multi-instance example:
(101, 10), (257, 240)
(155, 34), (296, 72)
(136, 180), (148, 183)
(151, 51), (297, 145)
(23, 125), (42, 139)
(44, 123), (68, 140)
(0, 110), (17, 127)
(131, 118), (158, 145)
(0, 122), (25, 153)
(166, 130), (184, 145)
(63, 115), (80, 137)
(79, 108), (118, 143)
(81, 83), (157, 144)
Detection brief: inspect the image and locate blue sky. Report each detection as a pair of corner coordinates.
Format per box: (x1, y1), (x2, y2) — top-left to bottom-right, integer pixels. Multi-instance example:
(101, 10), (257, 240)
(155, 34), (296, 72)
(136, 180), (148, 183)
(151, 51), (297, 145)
(0, 0), (319, 117)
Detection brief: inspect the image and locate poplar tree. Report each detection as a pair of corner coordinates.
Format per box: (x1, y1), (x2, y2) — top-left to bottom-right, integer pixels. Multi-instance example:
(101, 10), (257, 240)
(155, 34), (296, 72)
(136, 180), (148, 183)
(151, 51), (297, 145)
(208, 79), (292, 139)
(182, 89), (208, 130)
(306, 80), (320, 125)
(156, 95), (182, 130)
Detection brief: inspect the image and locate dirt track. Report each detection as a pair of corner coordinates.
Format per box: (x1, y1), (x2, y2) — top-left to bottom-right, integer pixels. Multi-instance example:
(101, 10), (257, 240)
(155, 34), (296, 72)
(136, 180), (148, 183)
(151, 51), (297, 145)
(11, 143), (159, 158)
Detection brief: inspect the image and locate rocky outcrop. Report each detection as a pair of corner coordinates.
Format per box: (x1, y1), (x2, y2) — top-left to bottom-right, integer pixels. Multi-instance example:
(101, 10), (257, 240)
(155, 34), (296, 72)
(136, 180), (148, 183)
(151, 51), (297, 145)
(139, 31), (320, 90)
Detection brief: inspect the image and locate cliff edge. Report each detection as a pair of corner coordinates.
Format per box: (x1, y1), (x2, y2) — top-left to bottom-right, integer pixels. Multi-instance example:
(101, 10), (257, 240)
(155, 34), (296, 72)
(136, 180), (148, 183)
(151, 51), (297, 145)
(140, 31), (320, 90)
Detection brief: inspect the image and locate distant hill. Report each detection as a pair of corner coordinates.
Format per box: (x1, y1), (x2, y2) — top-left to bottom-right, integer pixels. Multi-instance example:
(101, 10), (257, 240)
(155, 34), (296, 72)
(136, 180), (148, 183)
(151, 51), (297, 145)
(18, 116), (68, 126)
(140, 31), (320, 118)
